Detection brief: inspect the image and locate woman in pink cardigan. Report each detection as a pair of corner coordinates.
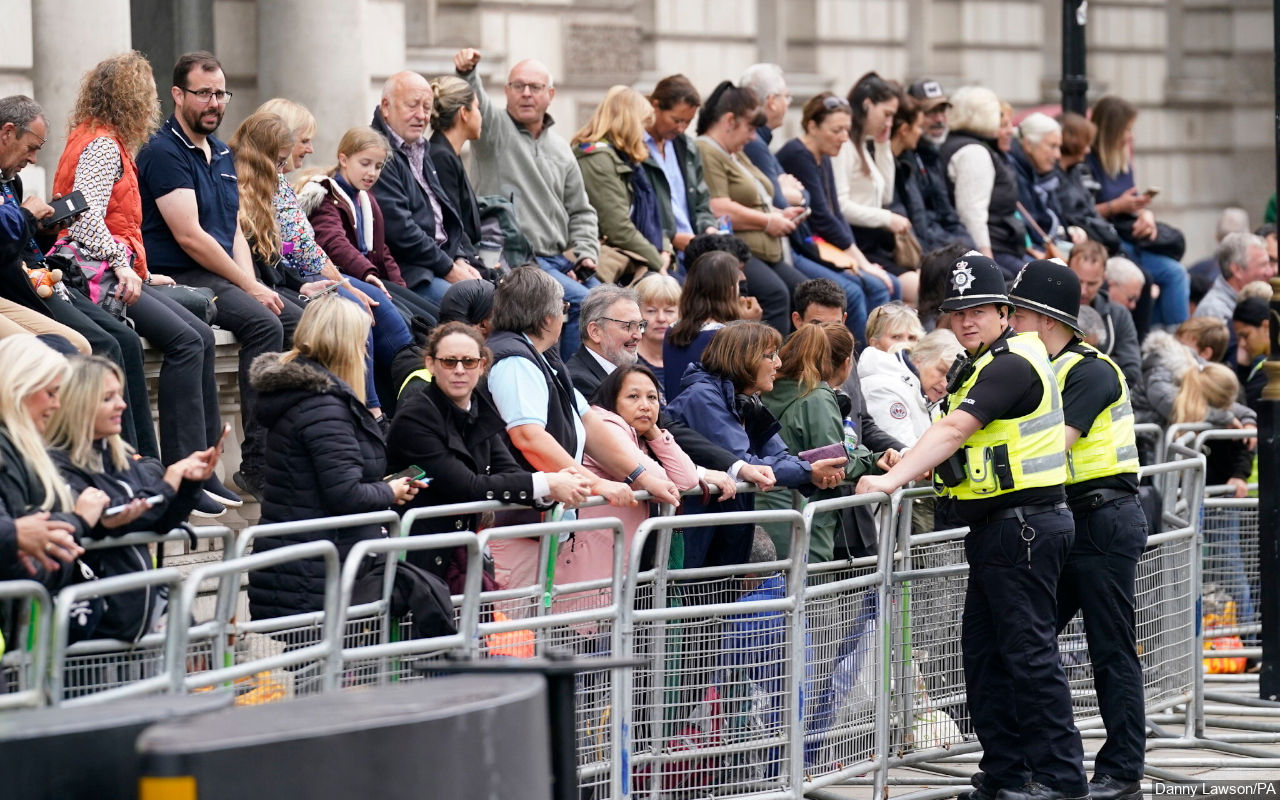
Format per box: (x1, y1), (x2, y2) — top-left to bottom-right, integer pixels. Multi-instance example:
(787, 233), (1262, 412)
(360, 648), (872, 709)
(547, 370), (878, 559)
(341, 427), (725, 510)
(557, 364), (698, 587)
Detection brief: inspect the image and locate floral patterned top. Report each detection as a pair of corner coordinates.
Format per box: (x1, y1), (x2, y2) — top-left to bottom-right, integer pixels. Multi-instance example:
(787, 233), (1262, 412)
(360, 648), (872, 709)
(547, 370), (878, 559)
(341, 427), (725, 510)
(273, 173), (326, 277)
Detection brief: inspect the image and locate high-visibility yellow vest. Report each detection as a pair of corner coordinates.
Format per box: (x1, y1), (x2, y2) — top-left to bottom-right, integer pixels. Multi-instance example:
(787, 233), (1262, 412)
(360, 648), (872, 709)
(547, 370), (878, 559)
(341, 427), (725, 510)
(1052, 343), (1140, 484)
(939, 331), (1067, 501)
(398, 367), (433, 397)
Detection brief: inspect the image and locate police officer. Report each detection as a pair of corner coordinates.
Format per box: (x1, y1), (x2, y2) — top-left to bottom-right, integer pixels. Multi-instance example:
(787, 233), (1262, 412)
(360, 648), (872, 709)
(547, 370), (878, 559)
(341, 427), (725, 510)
(1008, 259), (1146, 800)
(856, 254), (1087, 800)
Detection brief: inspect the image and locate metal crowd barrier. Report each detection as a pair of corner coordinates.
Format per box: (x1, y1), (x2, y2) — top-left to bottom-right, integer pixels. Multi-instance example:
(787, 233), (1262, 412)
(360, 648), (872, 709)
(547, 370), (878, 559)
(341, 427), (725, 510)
(2, 437), (1275, 793)
(0, 580), (51, 710)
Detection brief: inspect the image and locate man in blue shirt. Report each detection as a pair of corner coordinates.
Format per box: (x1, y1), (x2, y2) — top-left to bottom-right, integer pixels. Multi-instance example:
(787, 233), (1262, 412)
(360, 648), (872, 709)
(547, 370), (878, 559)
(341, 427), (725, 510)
(137, 51), (322, 500)
(641, 75), (718, 267)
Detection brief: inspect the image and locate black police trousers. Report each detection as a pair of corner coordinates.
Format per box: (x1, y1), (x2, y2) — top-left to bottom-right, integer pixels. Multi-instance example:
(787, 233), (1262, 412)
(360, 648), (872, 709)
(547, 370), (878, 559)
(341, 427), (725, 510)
(1057, 494), (1148, 782)
(963, 506), (1087, 795)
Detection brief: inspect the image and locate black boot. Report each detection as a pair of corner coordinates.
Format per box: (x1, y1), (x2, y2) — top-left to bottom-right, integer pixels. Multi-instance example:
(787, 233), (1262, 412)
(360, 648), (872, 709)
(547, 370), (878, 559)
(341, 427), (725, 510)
(1088, 775), (1142, 800)
(997, 782), (1088, 800)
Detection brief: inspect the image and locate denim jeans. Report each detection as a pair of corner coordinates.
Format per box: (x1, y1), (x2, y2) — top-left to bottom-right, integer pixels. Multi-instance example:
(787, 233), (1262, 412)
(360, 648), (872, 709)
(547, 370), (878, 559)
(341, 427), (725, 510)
(1121, 242), (1189, 327)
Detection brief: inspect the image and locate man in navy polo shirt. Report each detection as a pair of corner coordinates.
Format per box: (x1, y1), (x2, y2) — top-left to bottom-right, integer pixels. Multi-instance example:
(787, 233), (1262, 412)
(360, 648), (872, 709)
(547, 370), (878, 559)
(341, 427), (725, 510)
(138, 51), (320, 500)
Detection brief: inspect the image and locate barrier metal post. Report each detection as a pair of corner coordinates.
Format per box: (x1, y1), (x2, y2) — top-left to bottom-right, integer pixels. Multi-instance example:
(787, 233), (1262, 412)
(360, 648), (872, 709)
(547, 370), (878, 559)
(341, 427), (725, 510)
(0, 580), (51, 710)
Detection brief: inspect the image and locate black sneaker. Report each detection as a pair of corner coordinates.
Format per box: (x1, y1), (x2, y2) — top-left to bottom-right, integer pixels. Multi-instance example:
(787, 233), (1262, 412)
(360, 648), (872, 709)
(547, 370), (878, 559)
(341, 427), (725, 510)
(190, 490), (227, 519)
(1088, 775), (1142, 800)
(203, 475), (243, 508)
(233, 470), (264, 504)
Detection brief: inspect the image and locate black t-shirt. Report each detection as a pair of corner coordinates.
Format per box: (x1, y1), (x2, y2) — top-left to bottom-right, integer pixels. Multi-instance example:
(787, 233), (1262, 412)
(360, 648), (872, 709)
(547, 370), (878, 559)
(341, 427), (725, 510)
(1055, 345), (1139, 500)
(949, 338), (1064, 524)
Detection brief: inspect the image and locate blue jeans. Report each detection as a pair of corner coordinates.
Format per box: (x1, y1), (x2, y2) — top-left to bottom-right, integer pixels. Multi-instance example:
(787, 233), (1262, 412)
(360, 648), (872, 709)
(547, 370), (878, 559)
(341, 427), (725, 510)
(1121, 242), (1189, 327)
(535, 255), (599, 360)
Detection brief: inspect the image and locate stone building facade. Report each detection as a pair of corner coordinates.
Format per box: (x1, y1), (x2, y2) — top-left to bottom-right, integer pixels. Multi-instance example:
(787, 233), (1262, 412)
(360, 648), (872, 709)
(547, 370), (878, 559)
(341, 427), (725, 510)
(1, 0), (1273, 258)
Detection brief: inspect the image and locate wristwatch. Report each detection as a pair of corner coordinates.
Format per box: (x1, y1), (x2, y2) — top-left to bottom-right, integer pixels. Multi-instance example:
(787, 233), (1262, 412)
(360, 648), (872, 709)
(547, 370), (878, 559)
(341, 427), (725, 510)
(623, 464), (646, 485)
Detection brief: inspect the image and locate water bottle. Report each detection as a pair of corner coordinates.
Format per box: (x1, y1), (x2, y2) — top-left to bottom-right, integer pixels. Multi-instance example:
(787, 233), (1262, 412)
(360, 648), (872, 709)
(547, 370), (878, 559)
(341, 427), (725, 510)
(716, 214), (733, 235)
(843, 416), (859, 457)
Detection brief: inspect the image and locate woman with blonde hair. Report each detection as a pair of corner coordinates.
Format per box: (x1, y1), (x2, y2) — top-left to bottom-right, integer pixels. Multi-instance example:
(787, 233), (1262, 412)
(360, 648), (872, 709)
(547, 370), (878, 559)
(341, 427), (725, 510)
(246, 295), (421, 619)
(46, 355), (222, 640)
(758, 322), (885, 561)
(427, 76), (484, 247)
(573, 85), (672, 276)
(634, 272), (681, 389)
(0, 337), (109, 584)
(256, 97), (316, 172)
(939, 86), (1025, 278)
(230, 110), (412, 417)
(298, 126), (439, 324)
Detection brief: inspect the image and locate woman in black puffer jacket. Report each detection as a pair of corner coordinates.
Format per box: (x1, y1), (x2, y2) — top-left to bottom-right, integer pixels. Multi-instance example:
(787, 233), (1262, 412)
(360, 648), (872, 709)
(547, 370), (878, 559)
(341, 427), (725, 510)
(247, 295), (420, 619)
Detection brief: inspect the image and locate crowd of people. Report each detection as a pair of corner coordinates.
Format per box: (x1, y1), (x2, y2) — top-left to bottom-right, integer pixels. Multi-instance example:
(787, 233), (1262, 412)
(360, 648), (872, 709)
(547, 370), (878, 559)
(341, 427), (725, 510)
(0, 45), (1272, 799)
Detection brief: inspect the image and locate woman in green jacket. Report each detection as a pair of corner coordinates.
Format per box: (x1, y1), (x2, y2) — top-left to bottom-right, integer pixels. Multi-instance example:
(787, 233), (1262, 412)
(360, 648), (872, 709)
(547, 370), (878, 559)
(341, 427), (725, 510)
(758, 322), (888, 561)
(572, 86), (672, 277)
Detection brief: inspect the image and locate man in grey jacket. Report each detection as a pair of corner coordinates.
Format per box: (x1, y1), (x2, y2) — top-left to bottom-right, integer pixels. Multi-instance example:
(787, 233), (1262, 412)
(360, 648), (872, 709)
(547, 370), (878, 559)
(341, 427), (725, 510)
(453, 48), (599, 359)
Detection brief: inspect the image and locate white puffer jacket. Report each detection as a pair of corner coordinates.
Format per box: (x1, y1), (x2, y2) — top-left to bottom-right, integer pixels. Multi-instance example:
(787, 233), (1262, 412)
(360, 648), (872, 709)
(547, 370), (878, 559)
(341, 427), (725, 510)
(857, 346), (931, 446)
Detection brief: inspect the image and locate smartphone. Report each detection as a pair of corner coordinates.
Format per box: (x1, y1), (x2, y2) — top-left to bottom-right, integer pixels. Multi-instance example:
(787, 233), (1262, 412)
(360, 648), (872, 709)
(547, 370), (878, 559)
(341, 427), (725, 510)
(45, 190), (90, 226)
(384, 465), (429, 484)
(216, 422), (232, 449)
(1142, 187), (1160, 199)
(309, 277), (349, 301)
(794, 207), (813, 223)
(104, 494), (165, 517)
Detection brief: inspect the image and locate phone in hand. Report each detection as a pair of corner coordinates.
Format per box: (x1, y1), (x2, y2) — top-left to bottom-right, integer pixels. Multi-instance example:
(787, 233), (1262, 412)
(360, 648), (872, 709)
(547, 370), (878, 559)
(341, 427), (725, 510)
(104, 494), (165, 517)
(384, 465), (430, 485)
(44, 190), (90, 227)
(1142, 187), (1160, 199)
(215, 423), (232, 450)
(793, 207), (813, 223)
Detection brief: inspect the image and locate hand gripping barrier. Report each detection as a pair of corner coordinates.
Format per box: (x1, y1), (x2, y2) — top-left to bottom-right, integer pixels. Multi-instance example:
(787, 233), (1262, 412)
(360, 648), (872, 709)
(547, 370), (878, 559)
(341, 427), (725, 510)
(165, 539), (342, 698)
(0, 579), (52, 710)
(620, 506), (807, 799)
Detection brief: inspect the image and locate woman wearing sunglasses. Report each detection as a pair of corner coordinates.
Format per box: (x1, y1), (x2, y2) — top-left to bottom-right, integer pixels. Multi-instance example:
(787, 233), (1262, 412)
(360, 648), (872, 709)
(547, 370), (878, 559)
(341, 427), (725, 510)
(387, 321), (592, 581)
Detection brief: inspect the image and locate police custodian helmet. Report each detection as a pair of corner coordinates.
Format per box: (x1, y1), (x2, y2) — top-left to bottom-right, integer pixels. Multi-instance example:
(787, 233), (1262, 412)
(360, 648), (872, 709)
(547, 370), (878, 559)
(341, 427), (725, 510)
(1007, 258), (1083, 333)
(940, 252), (1010, 313)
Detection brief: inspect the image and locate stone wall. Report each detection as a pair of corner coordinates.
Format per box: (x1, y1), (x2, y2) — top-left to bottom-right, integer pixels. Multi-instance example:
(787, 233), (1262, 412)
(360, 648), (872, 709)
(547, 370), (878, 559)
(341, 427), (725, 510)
(3, 0), (1275, 260)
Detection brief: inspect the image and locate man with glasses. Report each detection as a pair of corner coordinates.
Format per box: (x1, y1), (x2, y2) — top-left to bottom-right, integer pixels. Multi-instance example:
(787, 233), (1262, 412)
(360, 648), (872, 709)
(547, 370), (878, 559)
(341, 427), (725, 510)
(564, 283), (761, 509)
(138, 51), (308, 500)
(454, 47), (599, 360)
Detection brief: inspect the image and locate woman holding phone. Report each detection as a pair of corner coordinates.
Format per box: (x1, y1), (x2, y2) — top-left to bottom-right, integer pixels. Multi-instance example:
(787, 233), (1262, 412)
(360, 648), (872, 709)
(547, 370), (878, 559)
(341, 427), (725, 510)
(247, 296), (421, 620)
(46, 355), (222, 640)
(388, 322), (591, 581)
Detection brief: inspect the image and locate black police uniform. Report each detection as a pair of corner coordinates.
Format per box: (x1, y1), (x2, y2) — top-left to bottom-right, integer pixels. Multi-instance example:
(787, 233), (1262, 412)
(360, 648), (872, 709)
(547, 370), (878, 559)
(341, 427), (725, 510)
(937, 255), (1088, 800)
(1009, 259), (1147, 800)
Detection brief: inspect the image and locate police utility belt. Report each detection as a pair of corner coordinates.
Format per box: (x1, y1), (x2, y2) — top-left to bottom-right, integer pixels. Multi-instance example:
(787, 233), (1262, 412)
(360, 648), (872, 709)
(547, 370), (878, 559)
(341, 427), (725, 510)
(1067, 487), (1135, 515)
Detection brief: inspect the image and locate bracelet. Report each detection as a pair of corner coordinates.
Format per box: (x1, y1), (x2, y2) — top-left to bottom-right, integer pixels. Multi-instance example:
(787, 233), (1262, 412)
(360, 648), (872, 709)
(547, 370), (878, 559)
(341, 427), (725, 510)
(623, 464), (646, 486)
(763, 215), (773, 235)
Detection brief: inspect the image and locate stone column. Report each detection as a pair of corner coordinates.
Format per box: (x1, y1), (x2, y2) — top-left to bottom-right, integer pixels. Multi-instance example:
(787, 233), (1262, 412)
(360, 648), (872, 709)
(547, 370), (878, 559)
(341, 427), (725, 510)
(31, 0), (132, 195)
(257, 0), (369, 170)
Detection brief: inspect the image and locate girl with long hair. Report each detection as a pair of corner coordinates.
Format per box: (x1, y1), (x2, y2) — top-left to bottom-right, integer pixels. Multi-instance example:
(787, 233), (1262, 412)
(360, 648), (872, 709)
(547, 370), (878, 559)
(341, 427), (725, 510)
(52, 51), (233, 513)
(1086, 95), (1189, 330)
(298, 126), (439, 324)
(662, 251), (741, 401)
(757, 322), (885, 561)
(573, 85), (672, 275)
(665, 321), (848, 568)
(246, 295), (421, 619)
(231, 110), (413, 418)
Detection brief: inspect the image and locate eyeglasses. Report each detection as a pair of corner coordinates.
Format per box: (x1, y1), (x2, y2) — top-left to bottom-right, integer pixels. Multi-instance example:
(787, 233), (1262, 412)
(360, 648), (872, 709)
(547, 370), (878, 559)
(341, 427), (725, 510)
(822, 95), (851, 111)
(562, 300), (571, 315)
(17, 126), (46, 148)
(599, 317), (647, 334)
(761, 351), (780, 362)
(434, 356), (485, 371)
(507, 81), (548, 95)
(181, 87), (233, 105)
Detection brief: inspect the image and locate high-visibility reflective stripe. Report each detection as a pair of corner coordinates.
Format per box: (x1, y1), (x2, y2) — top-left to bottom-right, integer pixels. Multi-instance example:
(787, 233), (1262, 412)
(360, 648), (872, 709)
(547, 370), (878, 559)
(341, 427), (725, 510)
(1115, 444), (1139, 463)
(1111, 402), (1134, 421)
(1019, 409), (1064, 436)
(1022, 452), (1067, 474)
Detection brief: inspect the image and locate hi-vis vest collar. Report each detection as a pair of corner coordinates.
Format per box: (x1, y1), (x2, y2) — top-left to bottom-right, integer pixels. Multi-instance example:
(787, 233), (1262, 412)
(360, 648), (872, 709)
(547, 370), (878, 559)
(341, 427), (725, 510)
(938, 331), (1067, 501)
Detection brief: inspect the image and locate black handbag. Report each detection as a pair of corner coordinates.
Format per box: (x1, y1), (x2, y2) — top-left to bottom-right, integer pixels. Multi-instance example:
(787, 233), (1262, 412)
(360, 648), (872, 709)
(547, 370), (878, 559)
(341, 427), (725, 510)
(150, 284), (217, 325)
